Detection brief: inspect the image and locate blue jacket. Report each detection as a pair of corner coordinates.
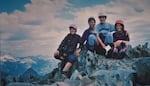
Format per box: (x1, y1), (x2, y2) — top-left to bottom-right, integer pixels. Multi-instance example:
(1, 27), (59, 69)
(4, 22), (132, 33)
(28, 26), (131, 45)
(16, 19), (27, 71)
(81, 28), (94, 45)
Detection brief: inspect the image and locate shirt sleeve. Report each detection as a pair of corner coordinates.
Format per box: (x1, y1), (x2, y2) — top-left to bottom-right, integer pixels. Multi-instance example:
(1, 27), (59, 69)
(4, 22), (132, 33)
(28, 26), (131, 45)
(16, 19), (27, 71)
(94, 24), (99, 33)
(78, 35), (84, 49)
(125, 34), (130, 41)
(81, 30), (87, 44)
(57, 35), (68, 51)
(113, 33), (117, 42)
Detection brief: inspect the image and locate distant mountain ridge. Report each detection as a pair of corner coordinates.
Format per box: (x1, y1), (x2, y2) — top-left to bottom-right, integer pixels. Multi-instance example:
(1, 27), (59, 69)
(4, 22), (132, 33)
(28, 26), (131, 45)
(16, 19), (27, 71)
(1, 42), (150, 86)
(21, 68), (40, 82)
(0, 54), (59, 76)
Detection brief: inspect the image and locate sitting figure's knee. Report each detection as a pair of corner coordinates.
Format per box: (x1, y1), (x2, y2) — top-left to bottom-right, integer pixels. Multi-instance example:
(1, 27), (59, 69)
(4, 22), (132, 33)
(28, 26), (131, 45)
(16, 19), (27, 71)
(88, 34), (97, 46)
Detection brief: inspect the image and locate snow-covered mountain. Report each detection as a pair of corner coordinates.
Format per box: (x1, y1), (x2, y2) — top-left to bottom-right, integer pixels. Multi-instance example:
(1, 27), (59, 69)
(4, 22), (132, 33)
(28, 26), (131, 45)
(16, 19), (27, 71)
(0, 54), (59, 76)
(0, 54), (18, 62)
(18, 55), (60, 75)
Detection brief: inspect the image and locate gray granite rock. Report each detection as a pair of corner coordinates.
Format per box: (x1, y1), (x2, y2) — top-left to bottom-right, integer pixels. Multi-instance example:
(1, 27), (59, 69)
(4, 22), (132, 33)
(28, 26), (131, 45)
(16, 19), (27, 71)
(135, 57), (150, 85)
(47, 43), (150, 86)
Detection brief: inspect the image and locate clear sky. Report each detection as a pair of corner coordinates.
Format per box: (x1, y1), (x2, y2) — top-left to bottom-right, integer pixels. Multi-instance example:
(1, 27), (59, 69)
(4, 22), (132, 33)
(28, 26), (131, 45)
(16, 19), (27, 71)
(0, 0), (150, 57)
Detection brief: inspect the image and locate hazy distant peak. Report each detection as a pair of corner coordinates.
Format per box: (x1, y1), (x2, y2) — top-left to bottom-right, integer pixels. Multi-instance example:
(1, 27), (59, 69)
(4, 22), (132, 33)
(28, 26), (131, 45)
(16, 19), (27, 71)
(0, 55), (17, 62)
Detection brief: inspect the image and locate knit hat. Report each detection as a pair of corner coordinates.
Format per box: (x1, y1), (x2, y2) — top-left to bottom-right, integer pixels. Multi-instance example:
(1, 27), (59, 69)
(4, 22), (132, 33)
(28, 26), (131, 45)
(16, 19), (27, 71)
(115, 20), (124, 25)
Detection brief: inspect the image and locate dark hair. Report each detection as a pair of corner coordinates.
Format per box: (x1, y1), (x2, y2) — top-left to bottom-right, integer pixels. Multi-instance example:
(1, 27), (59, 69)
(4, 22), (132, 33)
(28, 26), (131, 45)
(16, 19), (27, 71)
(88, 17), (96, 23)
(98, 16), (107, 19)
(115, 23), (125, 31)
(115, 23), (127, 38)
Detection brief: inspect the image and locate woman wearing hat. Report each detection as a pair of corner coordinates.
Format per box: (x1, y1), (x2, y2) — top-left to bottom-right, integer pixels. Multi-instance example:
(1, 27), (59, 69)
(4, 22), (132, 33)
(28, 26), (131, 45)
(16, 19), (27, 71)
(112, 20), (130, 58)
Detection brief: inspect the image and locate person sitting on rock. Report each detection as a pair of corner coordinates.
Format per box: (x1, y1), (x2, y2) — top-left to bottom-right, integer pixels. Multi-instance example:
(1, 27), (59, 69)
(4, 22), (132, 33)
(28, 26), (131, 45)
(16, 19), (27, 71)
(112, 20), (130, 58)
(81, 17), (96, 51)
(87, 13), (115, 54)
(54, 24), (82, 77)
(96, 20), (130, 58)
(95, 12), (115, 45)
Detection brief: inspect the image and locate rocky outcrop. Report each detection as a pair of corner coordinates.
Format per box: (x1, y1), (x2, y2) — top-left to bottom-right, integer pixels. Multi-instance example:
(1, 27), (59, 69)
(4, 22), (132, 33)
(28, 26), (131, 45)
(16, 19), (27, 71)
(127, 42), (150, 58)
(135, 57), (150, 85)
(47, 42), (150, 86)
(6, 43), (150, 86)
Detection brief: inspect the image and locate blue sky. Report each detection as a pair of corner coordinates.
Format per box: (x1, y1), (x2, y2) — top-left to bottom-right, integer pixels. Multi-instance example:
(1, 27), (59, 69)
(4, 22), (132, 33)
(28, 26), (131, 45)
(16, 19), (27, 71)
(0, 0), (31, 13)
(0, 0), (111, 14)
(0, 0), (150, 57)
(67, 0), (112, 8)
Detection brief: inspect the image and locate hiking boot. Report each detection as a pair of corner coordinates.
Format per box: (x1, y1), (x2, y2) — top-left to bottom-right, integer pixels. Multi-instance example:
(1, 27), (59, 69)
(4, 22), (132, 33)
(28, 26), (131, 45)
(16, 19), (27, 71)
(106, 49), (113, 58)
(62, 71), (70, 78)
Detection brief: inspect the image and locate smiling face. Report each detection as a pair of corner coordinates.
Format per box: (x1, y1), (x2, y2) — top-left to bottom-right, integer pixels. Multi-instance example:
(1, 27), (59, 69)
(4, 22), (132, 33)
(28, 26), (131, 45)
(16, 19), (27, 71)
(89, 20), (96, 29)
(69, 27), (76, 35)
(116, 23), (123, 32)
(99, 16), (106, 24)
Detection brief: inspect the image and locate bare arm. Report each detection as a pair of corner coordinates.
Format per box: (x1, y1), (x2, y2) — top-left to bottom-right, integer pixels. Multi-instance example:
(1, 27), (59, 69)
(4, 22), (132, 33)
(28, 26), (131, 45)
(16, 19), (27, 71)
(114, 40), (130, 47)
(122, 40), (130, 45)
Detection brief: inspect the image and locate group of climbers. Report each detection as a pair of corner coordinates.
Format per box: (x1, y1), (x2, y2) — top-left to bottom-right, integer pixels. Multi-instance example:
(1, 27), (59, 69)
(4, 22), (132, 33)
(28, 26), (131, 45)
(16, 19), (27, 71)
(54, 12), (130, 77)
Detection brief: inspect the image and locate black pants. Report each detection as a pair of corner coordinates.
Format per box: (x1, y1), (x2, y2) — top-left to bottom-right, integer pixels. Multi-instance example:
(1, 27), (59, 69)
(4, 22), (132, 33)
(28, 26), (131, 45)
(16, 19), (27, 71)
(94, 44), (106, 55)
